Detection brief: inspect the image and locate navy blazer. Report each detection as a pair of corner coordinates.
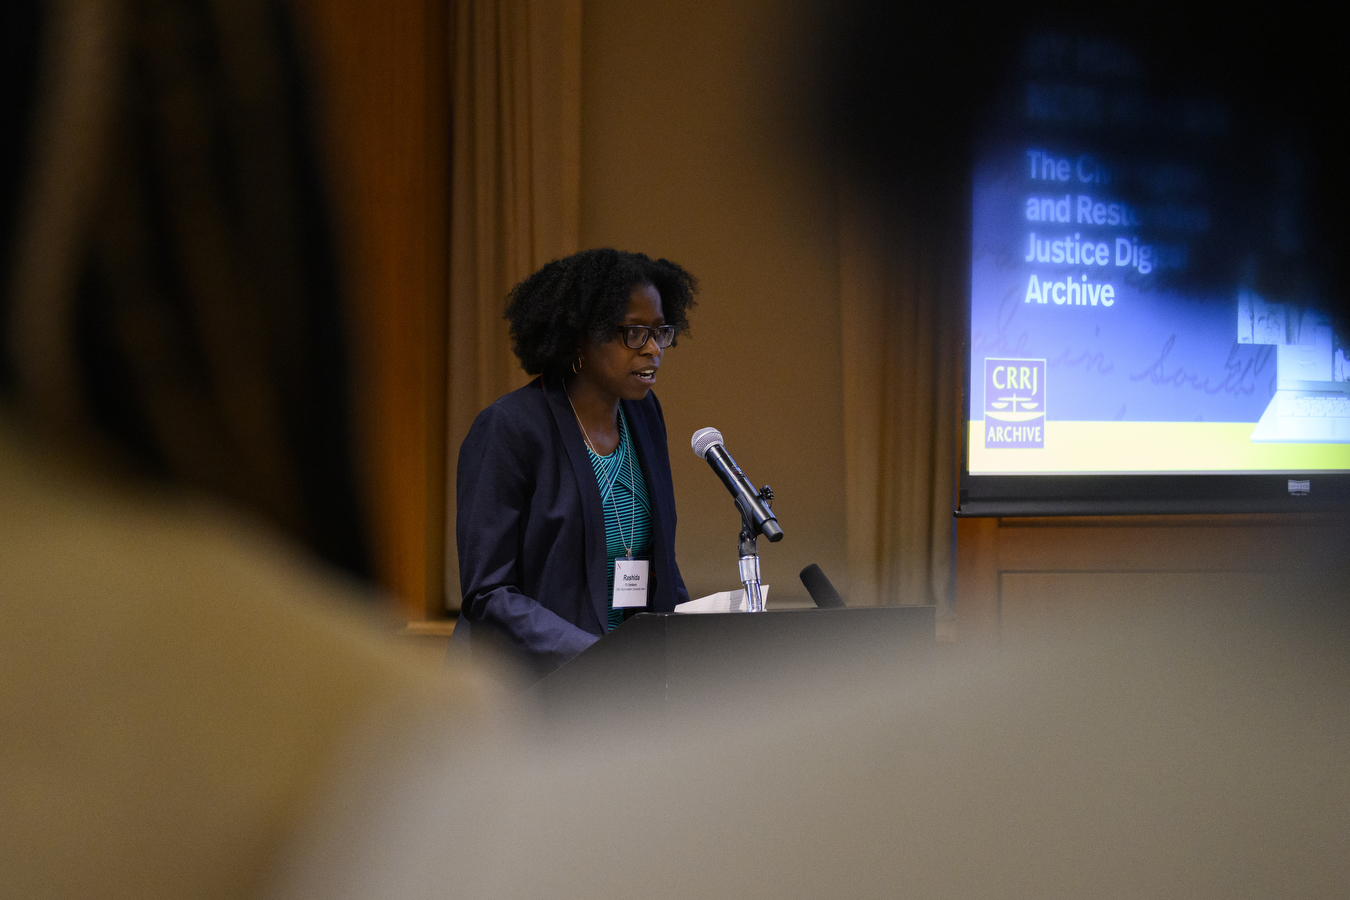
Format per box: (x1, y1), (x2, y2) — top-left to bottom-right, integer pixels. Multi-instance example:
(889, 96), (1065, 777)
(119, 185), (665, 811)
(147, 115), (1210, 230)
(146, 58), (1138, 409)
(454, 374), (689, 675)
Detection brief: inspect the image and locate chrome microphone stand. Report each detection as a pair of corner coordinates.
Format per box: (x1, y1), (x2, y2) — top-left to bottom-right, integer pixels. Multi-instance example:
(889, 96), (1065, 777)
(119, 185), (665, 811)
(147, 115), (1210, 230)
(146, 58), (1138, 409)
(737, 485), (774, 612)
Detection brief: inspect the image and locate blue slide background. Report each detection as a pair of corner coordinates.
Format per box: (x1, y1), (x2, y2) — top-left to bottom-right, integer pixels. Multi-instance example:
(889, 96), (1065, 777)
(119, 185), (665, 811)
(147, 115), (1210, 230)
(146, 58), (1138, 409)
(969, 147), (1276, 423)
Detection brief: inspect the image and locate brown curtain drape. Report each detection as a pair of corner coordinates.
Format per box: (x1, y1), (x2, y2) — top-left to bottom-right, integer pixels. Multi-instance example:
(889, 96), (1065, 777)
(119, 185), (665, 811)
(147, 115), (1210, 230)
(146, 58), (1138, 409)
(445, 0), (581, 607)
(839, 186), (959, 622)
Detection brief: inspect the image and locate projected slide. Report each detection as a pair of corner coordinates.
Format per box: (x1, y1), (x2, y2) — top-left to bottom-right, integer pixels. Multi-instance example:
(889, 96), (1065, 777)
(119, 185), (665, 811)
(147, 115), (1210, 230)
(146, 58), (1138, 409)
(968, 37), (1350, 476)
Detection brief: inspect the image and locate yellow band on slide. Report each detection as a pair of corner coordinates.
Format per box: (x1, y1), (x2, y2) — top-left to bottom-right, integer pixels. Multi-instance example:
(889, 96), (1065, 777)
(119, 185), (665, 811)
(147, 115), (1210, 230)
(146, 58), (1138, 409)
(968, 420), (1350, 474)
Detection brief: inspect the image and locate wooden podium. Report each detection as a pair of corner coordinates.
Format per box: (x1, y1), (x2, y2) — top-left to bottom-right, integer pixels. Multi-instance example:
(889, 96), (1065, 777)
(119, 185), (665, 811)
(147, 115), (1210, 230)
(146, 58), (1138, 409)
(531, 607), (936, 719)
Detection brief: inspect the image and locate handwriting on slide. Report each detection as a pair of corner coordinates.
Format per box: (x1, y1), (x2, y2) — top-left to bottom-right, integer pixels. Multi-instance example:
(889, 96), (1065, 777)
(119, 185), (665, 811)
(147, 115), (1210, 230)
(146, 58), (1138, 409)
(1129, 335), (1274, 396)
(972, 285), (1118, 385)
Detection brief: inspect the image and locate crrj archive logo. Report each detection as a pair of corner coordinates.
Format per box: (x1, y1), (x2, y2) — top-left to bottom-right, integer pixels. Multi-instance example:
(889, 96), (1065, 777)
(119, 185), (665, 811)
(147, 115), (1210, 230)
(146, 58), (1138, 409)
(984, 358), (1046, 449)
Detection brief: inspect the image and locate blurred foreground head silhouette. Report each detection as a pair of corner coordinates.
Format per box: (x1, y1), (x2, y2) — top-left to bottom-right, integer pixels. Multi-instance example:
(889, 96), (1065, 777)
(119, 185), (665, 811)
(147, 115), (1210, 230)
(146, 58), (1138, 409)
(274, 594), (1350, 900)
(0, 3), (474, 899)
(1, 0), (369, 577)
(799, 0), (1350, 336)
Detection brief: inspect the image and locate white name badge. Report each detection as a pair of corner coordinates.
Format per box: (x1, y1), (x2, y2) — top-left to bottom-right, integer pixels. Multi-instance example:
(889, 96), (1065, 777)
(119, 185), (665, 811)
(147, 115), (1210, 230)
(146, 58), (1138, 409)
(612, 558), (650, 608)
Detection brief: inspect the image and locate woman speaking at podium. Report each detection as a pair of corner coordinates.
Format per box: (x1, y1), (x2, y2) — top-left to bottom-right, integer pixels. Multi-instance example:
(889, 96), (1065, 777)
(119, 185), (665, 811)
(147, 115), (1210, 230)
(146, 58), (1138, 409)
(454, 249), (696, 677)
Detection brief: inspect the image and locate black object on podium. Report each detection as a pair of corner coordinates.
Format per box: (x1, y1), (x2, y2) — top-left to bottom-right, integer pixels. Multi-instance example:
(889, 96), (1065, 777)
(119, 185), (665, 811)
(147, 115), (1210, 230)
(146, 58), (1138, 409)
(531, 607), (936, 719)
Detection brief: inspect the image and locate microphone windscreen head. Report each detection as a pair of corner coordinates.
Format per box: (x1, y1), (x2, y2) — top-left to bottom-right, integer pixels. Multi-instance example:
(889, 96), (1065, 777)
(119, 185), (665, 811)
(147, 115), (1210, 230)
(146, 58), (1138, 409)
(691, 427), (724, 459)
(800, 563), (847, 608)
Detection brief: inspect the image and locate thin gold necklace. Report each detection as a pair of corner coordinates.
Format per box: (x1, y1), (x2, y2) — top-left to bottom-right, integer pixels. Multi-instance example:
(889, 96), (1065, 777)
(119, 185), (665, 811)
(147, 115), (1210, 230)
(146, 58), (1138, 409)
(564, 383), (637, 559)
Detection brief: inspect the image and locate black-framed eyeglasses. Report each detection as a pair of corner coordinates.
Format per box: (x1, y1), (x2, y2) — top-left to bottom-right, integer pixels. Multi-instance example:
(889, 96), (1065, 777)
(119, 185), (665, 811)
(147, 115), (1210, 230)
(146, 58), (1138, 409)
(615, 324), (676, 349)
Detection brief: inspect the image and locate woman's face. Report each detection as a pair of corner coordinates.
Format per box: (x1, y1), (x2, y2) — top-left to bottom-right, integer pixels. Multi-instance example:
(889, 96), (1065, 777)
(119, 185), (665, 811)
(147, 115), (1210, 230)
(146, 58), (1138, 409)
(576, 283), (666, 403)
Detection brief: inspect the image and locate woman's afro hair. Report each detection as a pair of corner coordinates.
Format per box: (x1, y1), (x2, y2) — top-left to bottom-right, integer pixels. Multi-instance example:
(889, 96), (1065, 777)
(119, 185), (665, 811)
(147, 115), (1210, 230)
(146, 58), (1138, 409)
(505, 248), (698, 376)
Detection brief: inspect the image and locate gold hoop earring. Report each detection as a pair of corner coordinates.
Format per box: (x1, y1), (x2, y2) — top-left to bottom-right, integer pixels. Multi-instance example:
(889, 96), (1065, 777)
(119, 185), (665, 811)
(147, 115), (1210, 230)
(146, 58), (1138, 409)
(571, 356), (583, 374)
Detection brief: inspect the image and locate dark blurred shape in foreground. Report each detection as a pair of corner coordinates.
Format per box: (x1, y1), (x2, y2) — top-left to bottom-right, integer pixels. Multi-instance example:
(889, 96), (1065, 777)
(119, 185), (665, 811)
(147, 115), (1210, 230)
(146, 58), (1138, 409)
(2, 2), (476, 899)
(276, 577), (1350, 900)
(2, 0), (369, 578)
(797, 1), (1350, 338)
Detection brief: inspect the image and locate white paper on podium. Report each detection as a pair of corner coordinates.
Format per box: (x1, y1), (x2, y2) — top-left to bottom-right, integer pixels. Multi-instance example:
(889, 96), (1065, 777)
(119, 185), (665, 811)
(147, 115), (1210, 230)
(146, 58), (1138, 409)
(674, 585), (769, 614)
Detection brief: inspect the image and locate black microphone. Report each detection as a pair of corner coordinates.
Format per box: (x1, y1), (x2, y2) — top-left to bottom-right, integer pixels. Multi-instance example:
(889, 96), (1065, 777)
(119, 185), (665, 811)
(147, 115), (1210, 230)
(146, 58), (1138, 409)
(799, 563), (846, 608)
(691, 427), (783, 542)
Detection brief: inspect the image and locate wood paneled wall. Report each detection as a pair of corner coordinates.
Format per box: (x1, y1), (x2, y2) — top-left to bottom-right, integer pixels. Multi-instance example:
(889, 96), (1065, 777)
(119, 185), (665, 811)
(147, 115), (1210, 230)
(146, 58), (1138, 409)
(293, 0), (450, 620)
(956, 515), (1350, 643)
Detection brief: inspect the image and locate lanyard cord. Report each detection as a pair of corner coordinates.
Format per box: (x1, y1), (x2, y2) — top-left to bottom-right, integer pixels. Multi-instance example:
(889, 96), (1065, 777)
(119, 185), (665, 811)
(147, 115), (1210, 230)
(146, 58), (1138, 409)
(565, 387), (637, 559)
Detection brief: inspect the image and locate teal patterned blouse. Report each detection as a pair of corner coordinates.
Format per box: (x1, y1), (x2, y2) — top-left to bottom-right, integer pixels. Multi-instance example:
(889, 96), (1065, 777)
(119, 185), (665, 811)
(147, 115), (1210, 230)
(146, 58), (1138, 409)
(584, 407), (653, 632)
